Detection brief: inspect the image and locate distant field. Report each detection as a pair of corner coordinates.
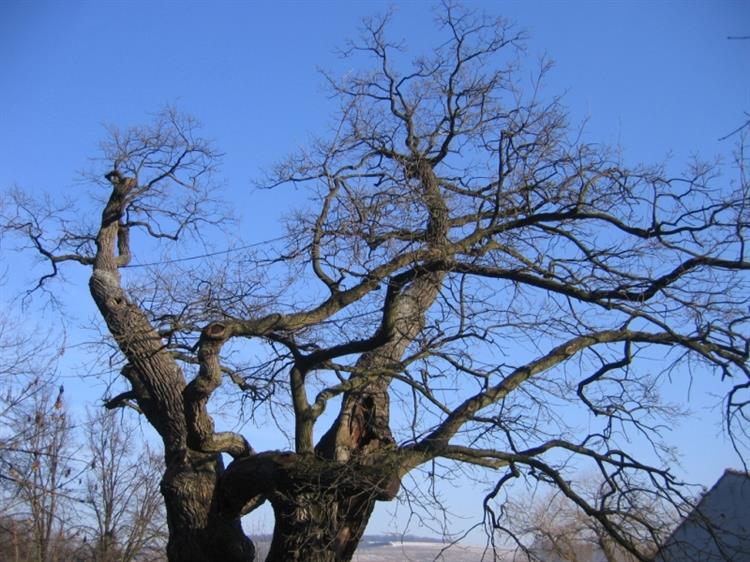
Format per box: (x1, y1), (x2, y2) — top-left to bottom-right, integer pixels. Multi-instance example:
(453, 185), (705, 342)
(353, 542), (512, 561)
(249, 537), (514, 561)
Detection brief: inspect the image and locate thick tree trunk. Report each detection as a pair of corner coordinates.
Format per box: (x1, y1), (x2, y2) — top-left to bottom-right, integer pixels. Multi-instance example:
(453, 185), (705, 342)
(89, 294), (255, 558)
(161, 454), (254, 562)
(295, 161), (447, 560)
(265, 491), (375, 562)
(218, 453), (400, 562)
(90, 270), (255, 561)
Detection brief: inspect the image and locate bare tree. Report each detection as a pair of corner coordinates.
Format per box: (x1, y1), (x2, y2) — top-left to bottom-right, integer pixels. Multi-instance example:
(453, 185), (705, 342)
(0, 309), (61, 486)
(0, 314), (66, 562)
(0, 274), (78, 561)
(2, 4), (749, 562)
(0, 385), (78, 562)
(80, 410), (166, 562)
(506, 483), (679, 562)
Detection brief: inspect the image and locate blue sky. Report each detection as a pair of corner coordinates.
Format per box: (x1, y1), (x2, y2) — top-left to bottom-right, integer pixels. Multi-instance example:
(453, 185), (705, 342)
(2, 0), (749, 541)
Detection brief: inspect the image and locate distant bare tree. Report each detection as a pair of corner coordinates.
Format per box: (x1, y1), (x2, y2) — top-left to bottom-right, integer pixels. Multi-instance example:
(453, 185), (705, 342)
(506, 483), (679, 562)
(0, 385), (78, 562)
(0, 276), (75, 561)
(2, 3), (749, 562)
(80, 410), (166, 562)
(0, 310), (61, 484)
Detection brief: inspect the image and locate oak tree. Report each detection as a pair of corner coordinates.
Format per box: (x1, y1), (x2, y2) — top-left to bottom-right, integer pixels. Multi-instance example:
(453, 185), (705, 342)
(3, 4), (749, 561)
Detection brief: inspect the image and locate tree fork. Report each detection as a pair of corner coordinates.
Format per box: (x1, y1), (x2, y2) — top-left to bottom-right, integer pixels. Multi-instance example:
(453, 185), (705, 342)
(218, 453), (401, 562)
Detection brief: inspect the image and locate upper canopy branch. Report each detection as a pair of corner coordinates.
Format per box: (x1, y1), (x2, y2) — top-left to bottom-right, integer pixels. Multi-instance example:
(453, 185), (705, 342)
(405, 328), (734, 466)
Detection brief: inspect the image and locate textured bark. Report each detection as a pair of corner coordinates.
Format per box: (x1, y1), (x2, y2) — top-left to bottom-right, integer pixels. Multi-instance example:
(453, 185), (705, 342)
(302, 158), (448, 559)
(265, 492), (374, 562)
(219, 453), (399, 562)
(90, 274), (255, 561)
(88, 173), (255, 561)
(315, 271), (444, 463)
(316, 158), (447, 466)
(161, 455), (254, 561)
(83, 128), (453, 561)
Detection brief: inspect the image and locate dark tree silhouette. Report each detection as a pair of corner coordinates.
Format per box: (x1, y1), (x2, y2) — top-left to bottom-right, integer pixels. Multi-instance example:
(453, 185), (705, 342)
(3, 4), (749, 561)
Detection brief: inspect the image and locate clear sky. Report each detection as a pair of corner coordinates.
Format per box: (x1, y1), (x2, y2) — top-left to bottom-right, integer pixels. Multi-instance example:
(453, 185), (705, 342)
(1, 0), (749, 542)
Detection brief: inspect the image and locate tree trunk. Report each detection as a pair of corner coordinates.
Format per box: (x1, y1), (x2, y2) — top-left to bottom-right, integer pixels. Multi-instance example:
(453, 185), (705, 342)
(85, 173), (257, 561)
(218, 453), (400, 562)
(89, 238), (255, 559)
(265, 491), (374, 562)
(161, 453), (254, 562)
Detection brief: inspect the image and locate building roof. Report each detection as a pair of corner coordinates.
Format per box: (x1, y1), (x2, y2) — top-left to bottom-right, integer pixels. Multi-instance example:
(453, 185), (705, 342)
(654, 469), (750, 562)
